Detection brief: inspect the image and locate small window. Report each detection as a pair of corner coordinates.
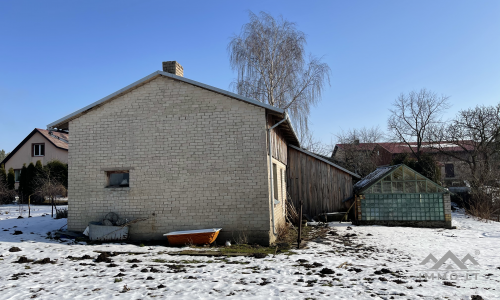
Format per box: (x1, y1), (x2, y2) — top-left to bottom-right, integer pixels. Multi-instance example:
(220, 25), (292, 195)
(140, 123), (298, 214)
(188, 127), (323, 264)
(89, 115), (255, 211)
(106, 171), (129, 188)
(445, 164), (455, 178)
(14, 169), (22, 182)
(32, 144), (45, 157)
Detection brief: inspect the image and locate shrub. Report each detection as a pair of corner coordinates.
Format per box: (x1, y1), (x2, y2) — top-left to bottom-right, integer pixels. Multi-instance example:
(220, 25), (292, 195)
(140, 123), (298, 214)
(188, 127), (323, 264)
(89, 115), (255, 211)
(276, 222), (290, 242)
(55, 208), (68, 219)
(7, 168), (15, 190)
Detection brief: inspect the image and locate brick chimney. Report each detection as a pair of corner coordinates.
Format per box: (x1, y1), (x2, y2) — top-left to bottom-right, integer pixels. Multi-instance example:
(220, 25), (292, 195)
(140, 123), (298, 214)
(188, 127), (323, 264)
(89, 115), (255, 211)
(162, 61), (183, 77)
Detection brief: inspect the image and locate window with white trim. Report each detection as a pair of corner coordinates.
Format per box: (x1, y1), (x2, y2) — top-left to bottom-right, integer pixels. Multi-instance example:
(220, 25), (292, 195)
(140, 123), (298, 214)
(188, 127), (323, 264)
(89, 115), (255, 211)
(33, 144), (45, 157)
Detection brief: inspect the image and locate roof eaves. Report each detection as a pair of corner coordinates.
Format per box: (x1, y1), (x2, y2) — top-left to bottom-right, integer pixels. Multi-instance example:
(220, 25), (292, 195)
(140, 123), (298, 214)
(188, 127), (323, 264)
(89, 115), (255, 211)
(289, 145), (360, 178)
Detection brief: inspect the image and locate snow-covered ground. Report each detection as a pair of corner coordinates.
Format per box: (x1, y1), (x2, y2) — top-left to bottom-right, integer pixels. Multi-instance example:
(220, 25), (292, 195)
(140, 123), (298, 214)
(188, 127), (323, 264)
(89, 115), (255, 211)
(0, 204), (499, 299)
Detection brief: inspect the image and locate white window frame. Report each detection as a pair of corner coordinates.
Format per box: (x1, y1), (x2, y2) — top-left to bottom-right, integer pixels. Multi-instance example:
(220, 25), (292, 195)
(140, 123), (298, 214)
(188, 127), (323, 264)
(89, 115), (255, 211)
(33, 144), (45, 157)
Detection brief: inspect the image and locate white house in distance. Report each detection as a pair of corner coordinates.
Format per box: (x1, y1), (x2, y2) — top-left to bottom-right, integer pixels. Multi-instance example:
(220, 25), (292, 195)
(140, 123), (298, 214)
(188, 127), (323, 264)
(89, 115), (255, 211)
(1, 128), (68, 189)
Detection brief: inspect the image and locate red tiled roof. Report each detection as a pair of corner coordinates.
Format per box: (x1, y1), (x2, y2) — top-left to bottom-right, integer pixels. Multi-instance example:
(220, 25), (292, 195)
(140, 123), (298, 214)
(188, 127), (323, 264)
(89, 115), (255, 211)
(376, 142), (474, 154)
(36, 128), (69, 150)
(335, 143), (379, 151)
(335, 141), (474, 155)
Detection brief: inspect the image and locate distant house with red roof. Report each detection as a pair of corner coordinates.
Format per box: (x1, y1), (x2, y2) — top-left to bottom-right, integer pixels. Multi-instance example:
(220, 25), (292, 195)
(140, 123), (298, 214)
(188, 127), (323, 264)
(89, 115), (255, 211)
(1, 128), (68, 189)
(332, 141), (473, 187)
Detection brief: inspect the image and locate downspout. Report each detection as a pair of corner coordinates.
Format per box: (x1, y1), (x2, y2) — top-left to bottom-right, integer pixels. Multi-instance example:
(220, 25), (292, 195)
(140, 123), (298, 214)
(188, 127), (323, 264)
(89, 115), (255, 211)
(268, 114), (288, 235)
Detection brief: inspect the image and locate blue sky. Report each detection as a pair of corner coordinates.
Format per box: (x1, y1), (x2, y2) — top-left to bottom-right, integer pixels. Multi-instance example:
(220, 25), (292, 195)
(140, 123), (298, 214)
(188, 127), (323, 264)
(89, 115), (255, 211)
(1, 0), (499, 152)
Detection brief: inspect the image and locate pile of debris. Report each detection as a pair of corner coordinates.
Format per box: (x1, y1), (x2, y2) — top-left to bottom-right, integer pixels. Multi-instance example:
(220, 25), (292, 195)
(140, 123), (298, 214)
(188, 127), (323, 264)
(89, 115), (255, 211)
(83, 212), (146, 241)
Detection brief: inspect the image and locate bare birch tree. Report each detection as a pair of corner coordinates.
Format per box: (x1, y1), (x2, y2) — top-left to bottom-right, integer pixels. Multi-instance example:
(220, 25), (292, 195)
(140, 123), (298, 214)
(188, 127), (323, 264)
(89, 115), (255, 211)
(228, 11), (331, 144)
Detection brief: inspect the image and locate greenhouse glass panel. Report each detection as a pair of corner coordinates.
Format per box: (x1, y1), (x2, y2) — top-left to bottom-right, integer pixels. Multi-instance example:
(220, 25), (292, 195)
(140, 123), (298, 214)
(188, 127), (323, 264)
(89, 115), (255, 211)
(416, 173), (427, 181)
(405, 181), (417, 193)
(382, 182), (392, 193)
(428, 184), (437, 193)
(392, 167), (403, 180)
(361, 194), (445, 221)
(373, 182), (382, 193)
(417, 181), (427, 193)
(383, 175), (391, 181)
(403, 168), (415, 180)
(392, 182), (404, 193)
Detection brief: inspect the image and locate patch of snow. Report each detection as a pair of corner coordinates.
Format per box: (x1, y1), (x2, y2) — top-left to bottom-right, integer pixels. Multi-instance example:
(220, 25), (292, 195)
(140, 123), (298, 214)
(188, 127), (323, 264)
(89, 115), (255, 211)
(0, 204), (499, 299)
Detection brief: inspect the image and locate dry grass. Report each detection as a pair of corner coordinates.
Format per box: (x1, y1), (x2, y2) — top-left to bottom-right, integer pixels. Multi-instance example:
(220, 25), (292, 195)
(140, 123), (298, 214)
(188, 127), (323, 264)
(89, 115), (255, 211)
(276, 222), (290, 243)
(232, 231), (249, 245)
(286, 192), (300, 226)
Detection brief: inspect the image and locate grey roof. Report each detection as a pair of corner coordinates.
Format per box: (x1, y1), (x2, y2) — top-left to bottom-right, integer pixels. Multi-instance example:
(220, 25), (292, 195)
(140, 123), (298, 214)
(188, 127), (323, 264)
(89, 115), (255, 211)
(289, 145), (360, 178)
(353, 164), (401, 192)
(46, 70), (300, 145)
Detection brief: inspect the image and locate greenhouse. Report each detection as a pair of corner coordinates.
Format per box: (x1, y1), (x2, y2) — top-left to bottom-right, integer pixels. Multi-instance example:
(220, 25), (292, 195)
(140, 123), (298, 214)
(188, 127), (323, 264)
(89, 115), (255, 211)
(352, 164), (452, 228)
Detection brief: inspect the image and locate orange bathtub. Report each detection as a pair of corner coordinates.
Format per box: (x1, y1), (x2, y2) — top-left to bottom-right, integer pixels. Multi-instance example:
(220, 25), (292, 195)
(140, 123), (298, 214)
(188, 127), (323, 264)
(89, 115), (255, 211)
(164, 228), (222, 246)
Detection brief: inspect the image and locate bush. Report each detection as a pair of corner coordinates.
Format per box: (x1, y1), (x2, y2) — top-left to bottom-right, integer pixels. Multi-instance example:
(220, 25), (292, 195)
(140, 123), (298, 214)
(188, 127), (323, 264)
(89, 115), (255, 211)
(55, 208), (68, 219)
(44, 160), (68, 189)
(7, 168), (15, 190)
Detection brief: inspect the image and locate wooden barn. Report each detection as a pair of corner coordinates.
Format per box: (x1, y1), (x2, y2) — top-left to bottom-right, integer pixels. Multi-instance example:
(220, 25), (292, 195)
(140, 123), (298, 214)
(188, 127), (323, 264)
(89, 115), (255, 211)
(287, 145), (360, 218)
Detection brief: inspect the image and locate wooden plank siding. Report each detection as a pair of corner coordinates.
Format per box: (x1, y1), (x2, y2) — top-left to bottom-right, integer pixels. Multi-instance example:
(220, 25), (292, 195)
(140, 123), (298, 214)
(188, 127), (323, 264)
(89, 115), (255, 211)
(287, 146), (354, 217)
(266, 114), (288, 165)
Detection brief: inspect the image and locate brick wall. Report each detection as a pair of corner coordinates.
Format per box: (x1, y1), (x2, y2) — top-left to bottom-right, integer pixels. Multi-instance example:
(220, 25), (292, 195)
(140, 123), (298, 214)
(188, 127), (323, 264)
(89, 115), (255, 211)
(67, 76), (276, 244)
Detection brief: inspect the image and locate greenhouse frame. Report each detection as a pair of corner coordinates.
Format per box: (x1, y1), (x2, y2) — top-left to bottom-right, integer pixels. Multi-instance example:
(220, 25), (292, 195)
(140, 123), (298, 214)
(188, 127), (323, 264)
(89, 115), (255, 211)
(352, 164), (452, 228)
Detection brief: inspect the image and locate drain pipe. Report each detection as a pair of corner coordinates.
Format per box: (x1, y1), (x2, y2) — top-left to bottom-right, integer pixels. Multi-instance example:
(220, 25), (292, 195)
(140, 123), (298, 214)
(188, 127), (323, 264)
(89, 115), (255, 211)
(268, 115), (288, 236)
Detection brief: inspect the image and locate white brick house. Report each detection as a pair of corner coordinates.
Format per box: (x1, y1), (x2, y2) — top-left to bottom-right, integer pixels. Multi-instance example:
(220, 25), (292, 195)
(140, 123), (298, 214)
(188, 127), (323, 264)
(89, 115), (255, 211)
(47, 61), (299, 245)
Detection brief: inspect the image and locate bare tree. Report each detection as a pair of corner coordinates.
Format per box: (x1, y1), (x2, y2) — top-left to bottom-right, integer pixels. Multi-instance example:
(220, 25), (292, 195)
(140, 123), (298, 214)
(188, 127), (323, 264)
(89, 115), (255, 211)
(299, 132), (332, 156)
(387, 88), (450, 163)
(431, 103), (500, 219)
(228, 11), (331, 144)
(0, 179), (15, 204)
(35, 167), (67, 218)
(333, 126), (385, 177)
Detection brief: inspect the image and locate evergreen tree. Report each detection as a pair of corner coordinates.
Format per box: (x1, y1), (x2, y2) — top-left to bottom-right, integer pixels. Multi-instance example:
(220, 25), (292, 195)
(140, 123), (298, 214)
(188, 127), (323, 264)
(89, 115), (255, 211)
(0, 164), (6, 185)
(18, 164), (29, 201)
(7, 168), (15, 190)
(0, 149), (8, 162)
(45, 160), (68, 189)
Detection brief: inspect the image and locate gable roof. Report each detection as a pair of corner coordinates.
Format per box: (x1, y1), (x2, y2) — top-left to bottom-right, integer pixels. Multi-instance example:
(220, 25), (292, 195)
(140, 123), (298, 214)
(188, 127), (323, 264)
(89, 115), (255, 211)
(289, 145), (360, 178)
(353, 164), (446, 194)
(46, 70), (300, 146)
(1, 128), (69, 166)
